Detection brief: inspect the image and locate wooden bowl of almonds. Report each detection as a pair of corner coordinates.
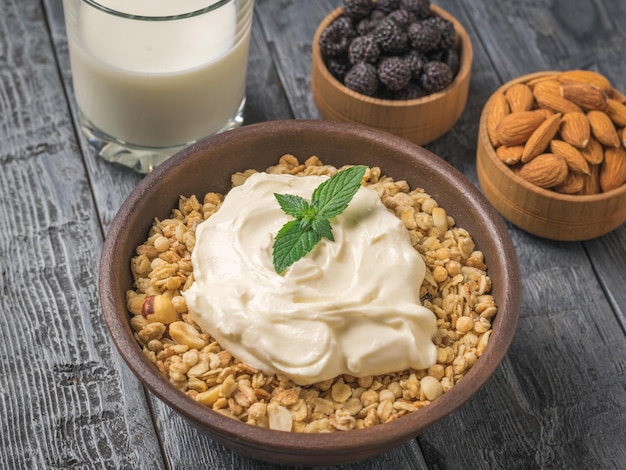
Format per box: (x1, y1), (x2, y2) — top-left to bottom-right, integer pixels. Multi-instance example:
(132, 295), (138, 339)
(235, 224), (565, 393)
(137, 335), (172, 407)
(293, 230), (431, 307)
(477, 70), (626, 241)
(100, 120), (520, 466)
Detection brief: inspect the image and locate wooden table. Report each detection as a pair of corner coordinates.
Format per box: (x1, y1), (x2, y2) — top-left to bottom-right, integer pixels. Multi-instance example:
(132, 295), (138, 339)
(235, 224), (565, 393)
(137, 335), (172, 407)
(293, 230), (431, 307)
(1, 0), (625, 468)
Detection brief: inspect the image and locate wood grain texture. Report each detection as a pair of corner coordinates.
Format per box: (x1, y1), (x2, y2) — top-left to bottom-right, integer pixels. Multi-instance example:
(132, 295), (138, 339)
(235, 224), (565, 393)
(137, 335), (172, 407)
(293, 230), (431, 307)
(0, 0), (164, 468)
(42, 0), (146, 232)
(244, 7), (295, 125)
(585, 228), (626, 330)
(1, 0), (623, 468)
(253, 0), (340, 120)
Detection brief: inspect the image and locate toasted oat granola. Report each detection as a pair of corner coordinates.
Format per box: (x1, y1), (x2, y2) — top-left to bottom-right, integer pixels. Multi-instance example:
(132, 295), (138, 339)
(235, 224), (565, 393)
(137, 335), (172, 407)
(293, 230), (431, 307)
(126, 154), (497, 432)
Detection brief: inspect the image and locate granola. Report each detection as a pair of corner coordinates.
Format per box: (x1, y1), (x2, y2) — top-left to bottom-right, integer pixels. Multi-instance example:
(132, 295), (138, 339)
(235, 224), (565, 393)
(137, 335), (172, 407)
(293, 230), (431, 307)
(126, 154), (497, 432)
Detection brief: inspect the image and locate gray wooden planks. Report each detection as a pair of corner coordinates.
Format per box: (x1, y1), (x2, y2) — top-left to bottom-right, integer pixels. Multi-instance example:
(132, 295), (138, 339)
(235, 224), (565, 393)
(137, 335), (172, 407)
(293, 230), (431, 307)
(0, 0), (622, 469)
(0, 0), (164, 468)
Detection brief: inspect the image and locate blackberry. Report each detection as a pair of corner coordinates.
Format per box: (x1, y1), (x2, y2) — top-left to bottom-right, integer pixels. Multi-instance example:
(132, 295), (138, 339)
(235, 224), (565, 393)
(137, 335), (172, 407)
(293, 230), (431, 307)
(333, 15), (356, 32)
(326, 56), (352, 81)
(393, 81), (427, 100)
(407, 20), (441, 52)
(403, 49), (427, 79)
(373, 19), (408, 54)
(400, 0), (431, 19)
(427, 15), (456, 48)
(348, 35), (381, 64)
(419, 60), (453, 93)
(374, 0), (400, 14)
(319, 16), (356, 57)
(378, 56), (411, 91)
(343, 0), (373, 20)
(344, 62), (379, 96)
(356, 10), (386, 35)
(385, 8), (414, 28)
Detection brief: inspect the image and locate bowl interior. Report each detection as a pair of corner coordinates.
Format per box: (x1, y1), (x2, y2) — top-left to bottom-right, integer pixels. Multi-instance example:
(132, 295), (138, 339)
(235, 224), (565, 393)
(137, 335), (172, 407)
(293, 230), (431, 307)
(99, 120), (521, 466)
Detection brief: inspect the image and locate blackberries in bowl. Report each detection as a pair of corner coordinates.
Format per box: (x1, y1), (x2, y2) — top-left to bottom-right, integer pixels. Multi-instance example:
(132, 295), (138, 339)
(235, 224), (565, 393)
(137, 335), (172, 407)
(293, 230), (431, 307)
(310, 0), (473, 145)
(318, 0), (460, 99)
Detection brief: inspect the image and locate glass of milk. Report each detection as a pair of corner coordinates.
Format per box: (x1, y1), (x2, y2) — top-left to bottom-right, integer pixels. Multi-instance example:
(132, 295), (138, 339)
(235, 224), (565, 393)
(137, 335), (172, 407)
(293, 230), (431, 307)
(63, 0), (255, 173)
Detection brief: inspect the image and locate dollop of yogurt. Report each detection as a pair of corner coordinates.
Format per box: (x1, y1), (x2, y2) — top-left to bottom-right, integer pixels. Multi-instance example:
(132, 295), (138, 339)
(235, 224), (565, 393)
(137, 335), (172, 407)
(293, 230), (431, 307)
(183, 172), (437, 385)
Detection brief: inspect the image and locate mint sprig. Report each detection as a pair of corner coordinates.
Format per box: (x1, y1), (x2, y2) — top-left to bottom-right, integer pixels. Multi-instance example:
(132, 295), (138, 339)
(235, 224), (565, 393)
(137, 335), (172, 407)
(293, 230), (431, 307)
(272, 165), (367, 274)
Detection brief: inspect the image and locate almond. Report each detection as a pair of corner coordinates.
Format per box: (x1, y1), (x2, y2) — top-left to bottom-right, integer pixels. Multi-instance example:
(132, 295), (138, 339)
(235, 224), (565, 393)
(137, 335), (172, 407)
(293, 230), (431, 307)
(496, 145), (524, 165)
(587, 110), (621, 148)
(521, 113), (562, 162)
(550, 139), (590, 175)
(534, 108), (555, 120)
(487, 91), (510, 147)
(505, 83), (535, 113)
(526, 74), (558, 88)
(580, 163), (601, 195)
(556, 70), (613, 95)
(533, 79), (561, 94)
(613, 88), (626, 103)
(600, 146), (626, 192)
(495, 111), (546, 146)
(579, 136), (604, 165)
(606, 99), (626, 127)
(533, 80), (584, 114)
(517, 153), (568, 188)
(559, 112), (590, 148)
(560, 82), (608, 111)
(554, 171), (585, 194)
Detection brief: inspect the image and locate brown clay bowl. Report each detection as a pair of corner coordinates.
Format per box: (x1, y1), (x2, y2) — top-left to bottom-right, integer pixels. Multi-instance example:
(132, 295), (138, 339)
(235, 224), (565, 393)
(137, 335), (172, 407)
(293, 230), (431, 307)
(99, 120), (520, 466)
(477, 71), (626, 241)
(311, 5), (473, 145)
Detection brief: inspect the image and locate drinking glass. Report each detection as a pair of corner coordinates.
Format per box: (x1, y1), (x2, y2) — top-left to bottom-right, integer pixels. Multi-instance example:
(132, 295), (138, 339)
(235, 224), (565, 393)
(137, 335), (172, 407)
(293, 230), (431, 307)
(63, 0), (255, 173)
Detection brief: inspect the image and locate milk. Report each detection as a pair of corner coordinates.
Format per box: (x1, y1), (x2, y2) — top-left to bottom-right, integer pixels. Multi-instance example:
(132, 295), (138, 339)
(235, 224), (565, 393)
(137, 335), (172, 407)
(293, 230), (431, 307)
(64, 0), (253, 148)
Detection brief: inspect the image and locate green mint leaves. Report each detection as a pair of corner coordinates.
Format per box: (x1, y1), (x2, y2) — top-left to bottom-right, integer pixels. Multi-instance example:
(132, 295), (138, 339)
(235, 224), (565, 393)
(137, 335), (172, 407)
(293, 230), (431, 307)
(272, 165), (367, 274)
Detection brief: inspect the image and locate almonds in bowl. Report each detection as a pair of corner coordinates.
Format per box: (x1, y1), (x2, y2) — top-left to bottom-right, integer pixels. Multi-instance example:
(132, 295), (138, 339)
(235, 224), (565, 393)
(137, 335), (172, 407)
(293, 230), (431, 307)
(477, 70), (626, 241)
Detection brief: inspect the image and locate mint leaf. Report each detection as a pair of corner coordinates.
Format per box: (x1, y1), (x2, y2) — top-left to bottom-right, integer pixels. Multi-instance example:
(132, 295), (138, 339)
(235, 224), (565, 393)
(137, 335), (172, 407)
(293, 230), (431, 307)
(312, 165), (367, 219)
(272, 165), (367, 274)
(311, 217), (334, 241)
(274, 193), (310, 218)
(272, 220), (321, 274)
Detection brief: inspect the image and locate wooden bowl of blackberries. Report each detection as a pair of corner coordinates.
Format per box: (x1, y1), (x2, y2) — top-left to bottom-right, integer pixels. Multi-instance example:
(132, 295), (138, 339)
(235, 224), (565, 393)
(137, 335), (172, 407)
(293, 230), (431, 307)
(311, 0), (473, 145)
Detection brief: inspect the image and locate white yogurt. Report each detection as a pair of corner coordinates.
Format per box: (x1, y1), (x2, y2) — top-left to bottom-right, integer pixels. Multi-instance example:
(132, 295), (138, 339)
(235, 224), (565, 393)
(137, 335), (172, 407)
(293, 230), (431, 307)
(183, 173), (438, 385)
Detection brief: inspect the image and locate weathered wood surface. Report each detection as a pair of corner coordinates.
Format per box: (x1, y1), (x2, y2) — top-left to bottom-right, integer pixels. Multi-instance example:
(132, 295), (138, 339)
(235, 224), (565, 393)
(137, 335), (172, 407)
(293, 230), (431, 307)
(0, 0), (624, 469)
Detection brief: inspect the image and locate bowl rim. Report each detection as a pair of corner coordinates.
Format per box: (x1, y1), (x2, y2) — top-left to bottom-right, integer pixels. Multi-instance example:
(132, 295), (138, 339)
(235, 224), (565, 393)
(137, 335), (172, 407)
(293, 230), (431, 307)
(479, 70), (626, 202)
(99, 119), (521, 458)
(312, 5), (474, 107)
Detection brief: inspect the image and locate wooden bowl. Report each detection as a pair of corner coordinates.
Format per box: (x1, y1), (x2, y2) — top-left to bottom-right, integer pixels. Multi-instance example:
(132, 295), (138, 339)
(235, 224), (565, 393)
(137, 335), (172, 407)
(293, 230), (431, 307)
(477, 71), (626, 241)
(311, 6), (473, 145)
(99, 120), (520, 466)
